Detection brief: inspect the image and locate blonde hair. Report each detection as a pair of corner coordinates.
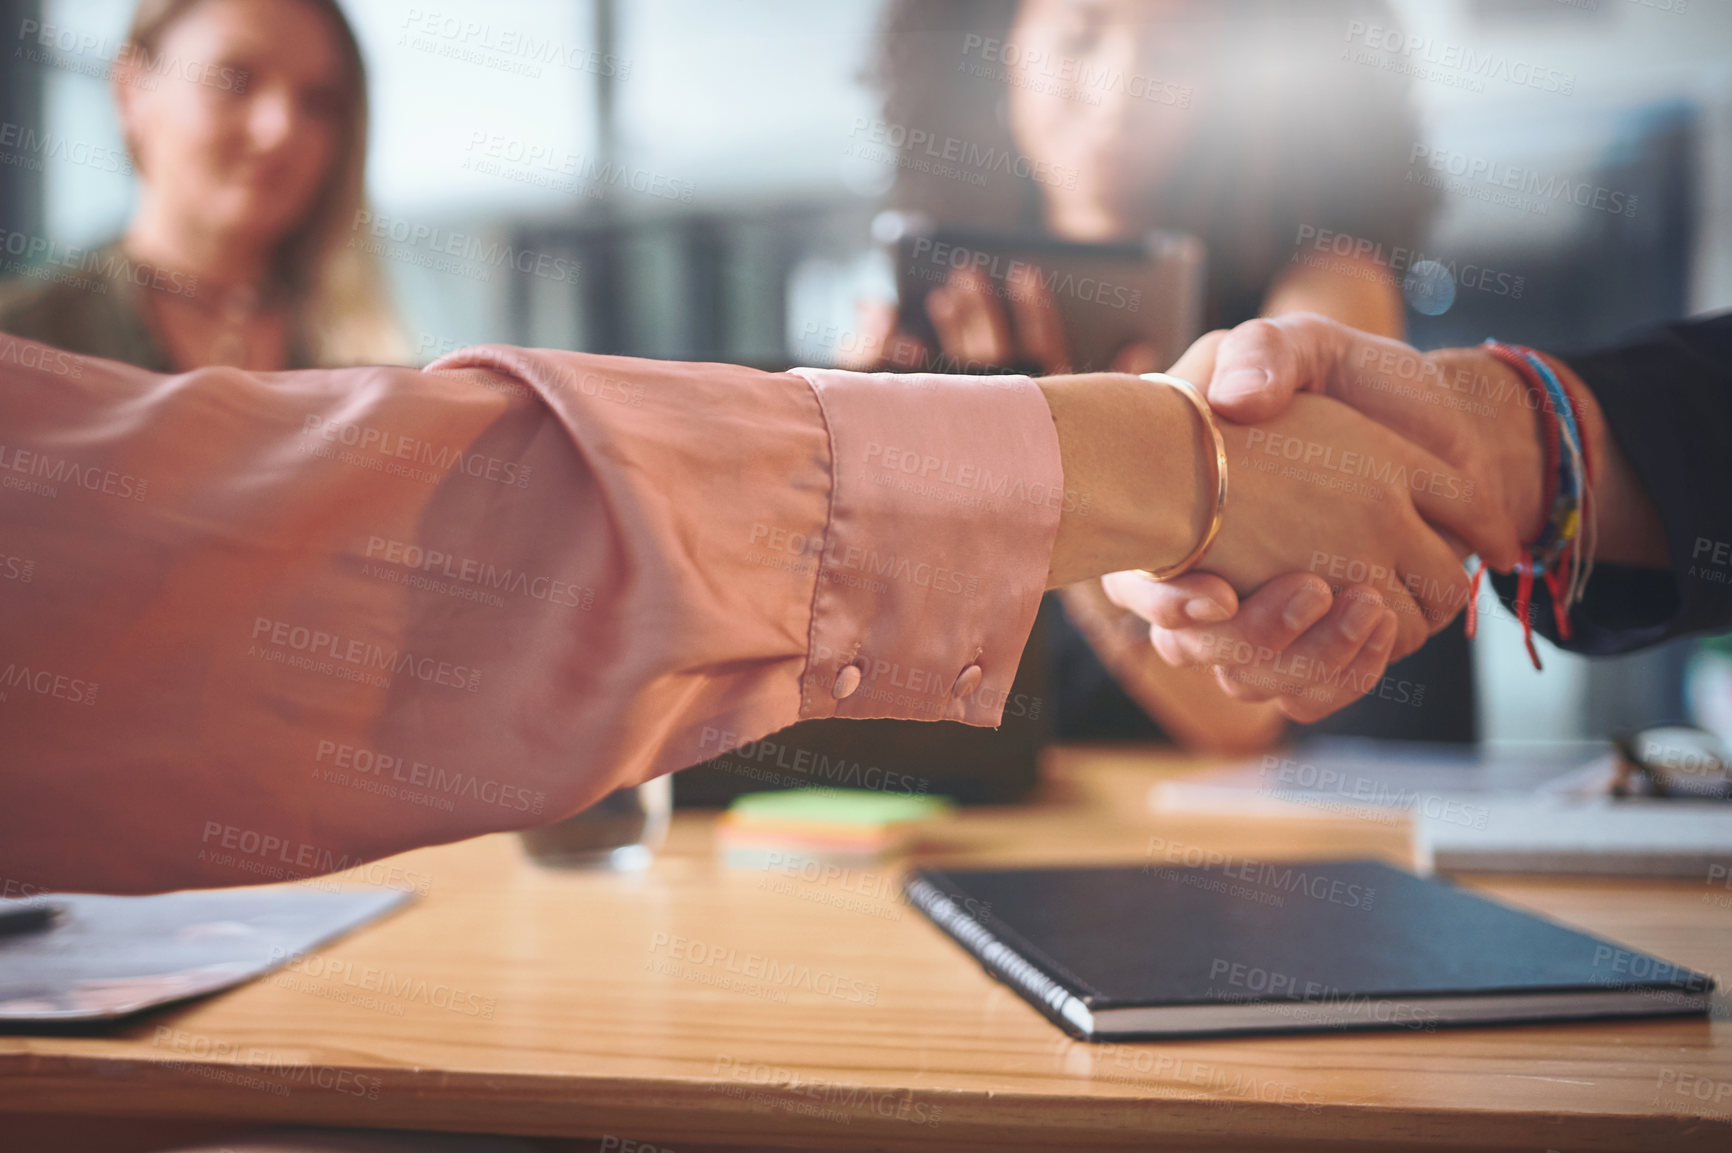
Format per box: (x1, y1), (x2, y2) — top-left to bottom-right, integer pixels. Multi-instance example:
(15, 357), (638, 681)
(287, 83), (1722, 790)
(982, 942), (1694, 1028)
(123, 0), (408, 366)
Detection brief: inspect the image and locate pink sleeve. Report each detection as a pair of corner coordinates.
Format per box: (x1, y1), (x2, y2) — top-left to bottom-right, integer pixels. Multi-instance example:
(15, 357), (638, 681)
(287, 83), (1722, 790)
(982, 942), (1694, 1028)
(0, 336), (1060, 893)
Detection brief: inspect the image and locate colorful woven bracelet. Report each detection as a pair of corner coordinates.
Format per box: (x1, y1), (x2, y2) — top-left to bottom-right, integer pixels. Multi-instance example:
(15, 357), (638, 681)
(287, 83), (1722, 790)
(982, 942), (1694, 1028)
(1468, 342), (1596, 669)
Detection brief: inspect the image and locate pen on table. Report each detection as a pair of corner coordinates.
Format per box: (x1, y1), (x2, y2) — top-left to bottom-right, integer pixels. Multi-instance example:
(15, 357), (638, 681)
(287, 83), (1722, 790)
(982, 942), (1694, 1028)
(0, 902), (65, 938)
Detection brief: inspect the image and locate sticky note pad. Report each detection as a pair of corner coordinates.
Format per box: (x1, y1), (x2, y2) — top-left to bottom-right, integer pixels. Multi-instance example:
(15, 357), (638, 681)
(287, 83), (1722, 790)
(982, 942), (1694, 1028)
(718, 788), (951, 862)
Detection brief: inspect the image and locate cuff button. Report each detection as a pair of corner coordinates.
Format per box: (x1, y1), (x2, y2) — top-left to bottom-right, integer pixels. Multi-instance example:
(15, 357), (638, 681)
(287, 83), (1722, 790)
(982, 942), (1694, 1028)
(951, 663), (983, 700)
(832, 663), (863, 700)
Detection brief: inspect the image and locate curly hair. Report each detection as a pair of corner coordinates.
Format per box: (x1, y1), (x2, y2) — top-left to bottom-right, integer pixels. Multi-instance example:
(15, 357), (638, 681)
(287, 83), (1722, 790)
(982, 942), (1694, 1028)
(871, 0), (1438, 327)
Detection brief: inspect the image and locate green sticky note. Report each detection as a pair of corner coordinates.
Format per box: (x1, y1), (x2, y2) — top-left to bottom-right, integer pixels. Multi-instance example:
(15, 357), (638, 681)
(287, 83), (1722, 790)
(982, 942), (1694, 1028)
(728, 788), (951, 828)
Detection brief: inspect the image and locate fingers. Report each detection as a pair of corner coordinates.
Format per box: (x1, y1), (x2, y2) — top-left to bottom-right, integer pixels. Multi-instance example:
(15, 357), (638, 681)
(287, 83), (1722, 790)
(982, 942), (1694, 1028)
(1101, 570), (1237, 628)
(1367, 578), (1430, 664)
(1151, 573), (1340, 674)
(1398, 515), (1476, 646)
(1006, 265), (1072, 374)
(1406, 454), (1522, 573)
(927, 268), (1013, 368)
(1313, 346), (1526, 573)
(1435, 526), (1473, 563)
(1276, 614), (1400, 724)
(1367, 416), (1520, 578)
(1209, 588), (1399, 716)
(1124, 567), (1407, 722)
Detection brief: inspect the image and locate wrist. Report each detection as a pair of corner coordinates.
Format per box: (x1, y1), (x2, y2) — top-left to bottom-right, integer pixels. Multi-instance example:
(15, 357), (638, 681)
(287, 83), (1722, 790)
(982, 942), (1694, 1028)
(1038, 374), (1201, 587)
(1433, 347), (1547, 545)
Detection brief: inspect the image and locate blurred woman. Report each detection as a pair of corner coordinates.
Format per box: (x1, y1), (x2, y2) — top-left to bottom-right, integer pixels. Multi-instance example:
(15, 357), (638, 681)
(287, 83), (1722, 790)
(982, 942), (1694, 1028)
(860, 0), (1473, 750)
(0, 0), (404, 370)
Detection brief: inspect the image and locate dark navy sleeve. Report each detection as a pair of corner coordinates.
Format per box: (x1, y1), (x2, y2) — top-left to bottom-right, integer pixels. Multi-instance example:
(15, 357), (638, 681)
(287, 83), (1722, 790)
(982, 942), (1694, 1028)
(1490, 311), (1732, 654)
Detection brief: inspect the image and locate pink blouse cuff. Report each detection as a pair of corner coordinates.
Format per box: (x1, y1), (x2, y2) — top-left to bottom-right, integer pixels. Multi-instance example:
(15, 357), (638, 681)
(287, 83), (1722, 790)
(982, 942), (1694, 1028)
(788, 368), (1063, 727)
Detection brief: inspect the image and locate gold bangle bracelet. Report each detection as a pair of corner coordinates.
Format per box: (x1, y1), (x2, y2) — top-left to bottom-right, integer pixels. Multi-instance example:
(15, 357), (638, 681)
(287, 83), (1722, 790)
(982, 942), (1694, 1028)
(1135, 372), (1229, 582)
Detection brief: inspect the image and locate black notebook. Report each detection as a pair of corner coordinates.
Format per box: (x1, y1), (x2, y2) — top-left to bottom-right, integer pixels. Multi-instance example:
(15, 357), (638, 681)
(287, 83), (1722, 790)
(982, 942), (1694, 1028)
(904, 860), (1714, 1040)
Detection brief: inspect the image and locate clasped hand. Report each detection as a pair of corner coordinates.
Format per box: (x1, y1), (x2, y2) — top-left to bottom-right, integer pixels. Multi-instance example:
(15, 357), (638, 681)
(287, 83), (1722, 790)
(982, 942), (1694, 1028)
(1106, 314), (1543, 722)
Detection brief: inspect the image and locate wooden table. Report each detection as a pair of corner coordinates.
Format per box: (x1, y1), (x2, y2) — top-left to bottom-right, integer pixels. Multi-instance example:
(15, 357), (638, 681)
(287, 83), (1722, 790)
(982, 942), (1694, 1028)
(4, 748), (1730, 1152)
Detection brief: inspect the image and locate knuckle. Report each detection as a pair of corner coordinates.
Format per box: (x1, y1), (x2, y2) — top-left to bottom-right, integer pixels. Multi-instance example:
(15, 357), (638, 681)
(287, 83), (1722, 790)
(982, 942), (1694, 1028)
(1221, 317), (1282, 365)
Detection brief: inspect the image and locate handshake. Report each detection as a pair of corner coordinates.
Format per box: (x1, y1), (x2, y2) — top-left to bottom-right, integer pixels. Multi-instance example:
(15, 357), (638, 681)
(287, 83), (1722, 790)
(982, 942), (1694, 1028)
(1049, 313), (1587, 724)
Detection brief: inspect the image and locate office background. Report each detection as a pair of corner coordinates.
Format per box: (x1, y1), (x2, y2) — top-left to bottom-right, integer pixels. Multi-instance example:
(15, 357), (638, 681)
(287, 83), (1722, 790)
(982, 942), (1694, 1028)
(2, 0), (1728, 747)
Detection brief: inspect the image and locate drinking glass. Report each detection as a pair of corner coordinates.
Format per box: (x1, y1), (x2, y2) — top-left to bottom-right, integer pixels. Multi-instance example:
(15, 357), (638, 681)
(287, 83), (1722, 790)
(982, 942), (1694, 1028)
(518, 775), (673, 869)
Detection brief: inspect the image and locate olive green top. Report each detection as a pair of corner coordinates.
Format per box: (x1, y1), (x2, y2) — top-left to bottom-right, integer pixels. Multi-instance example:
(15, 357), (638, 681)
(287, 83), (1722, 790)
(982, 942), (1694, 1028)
(0, 241), (314, 372)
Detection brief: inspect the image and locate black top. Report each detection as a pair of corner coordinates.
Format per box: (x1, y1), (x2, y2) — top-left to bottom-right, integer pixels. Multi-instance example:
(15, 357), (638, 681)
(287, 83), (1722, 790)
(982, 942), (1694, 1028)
(1497, 311), (1732, 653)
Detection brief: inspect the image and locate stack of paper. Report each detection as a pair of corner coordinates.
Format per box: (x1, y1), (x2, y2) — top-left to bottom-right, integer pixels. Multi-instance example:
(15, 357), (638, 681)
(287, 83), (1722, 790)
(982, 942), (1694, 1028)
(1414, 797), (1732, 877)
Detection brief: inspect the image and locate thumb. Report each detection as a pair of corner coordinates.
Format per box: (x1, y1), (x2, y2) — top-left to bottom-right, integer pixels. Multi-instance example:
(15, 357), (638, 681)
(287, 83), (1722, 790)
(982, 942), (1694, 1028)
(1202, 316), (1328, 423)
